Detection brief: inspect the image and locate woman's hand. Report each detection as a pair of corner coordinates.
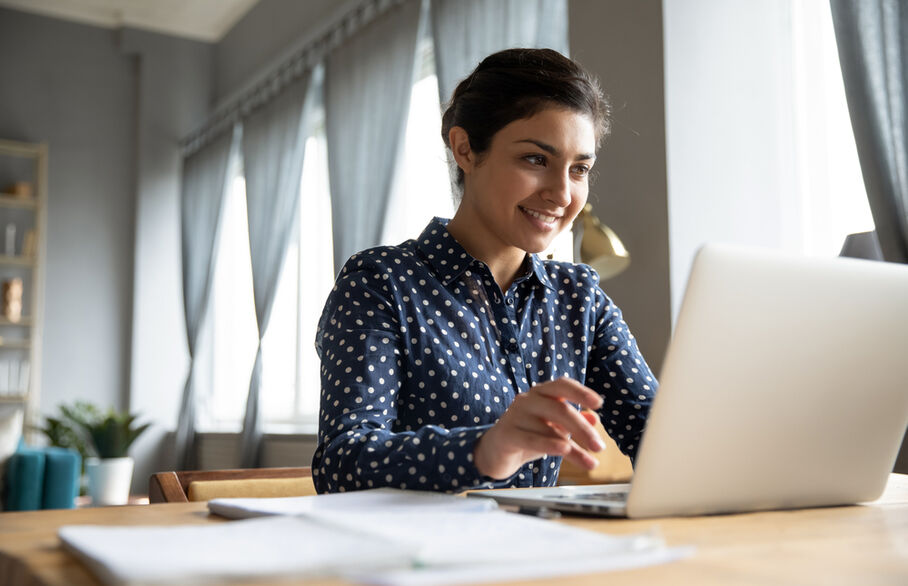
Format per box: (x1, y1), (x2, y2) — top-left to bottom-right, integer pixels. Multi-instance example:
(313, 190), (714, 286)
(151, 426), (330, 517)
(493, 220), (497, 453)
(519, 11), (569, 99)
(473, 377), (606, 480)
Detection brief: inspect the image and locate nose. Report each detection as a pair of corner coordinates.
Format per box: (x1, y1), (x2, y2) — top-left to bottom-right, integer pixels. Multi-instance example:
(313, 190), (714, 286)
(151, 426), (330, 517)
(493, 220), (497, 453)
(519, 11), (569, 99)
(542, 168), (572, 207)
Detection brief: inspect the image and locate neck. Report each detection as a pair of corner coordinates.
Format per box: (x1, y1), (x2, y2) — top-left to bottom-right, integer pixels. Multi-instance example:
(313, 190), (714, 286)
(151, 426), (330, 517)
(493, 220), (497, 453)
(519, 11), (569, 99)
(446, 210), (527, 292)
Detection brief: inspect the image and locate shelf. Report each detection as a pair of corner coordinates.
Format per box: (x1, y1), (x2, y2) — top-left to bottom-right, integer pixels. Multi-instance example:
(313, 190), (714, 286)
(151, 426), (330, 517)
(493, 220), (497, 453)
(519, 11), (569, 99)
(0, 316), (32, 326)
(0, 254), (35, 267)
(0, 395), (27, 403)
(0, 340), (31, 349)
(0, 195), (37, 210)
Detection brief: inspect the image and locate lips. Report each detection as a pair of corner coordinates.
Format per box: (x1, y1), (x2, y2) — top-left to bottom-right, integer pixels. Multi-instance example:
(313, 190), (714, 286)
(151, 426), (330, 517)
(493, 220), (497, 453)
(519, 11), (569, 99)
(519, 206), (559, 224)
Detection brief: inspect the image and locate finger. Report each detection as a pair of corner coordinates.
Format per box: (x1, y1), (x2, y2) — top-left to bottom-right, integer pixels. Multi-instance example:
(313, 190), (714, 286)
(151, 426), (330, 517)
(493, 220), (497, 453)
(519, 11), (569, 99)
(533, 377), (604, 411)
(545, 421), (572, 439)
(511, 428), (572, 459)
(516, 395), (604, 452)
(515, 416), (570, 439)
(581, 409), (599, 426)
(561, 439), (600, 471)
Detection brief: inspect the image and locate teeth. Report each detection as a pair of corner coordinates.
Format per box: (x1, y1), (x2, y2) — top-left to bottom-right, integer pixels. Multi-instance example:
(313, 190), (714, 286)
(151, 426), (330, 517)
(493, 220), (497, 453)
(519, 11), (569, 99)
(521, 207), (557, 223)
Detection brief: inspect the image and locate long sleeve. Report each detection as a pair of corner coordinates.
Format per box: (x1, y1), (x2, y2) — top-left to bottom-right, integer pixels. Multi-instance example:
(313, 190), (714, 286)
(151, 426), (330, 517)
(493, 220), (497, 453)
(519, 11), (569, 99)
(584, 275), (657, 463)
(311, 251), (496, 493)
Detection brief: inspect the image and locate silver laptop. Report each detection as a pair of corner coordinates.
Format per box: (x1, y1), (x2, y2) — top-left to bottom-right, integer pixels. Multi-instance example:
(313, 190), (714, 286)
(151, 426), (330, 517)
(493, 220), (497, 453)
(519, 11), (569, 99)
(469, 244), (908, 518)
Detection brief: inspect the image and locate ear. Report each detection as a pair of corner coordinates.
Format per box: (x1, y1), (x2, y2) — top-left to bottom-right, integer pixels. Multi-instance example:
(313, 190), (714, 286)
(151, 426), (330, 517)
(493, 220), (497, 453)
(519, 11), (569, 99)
(447, 126), (475, 175)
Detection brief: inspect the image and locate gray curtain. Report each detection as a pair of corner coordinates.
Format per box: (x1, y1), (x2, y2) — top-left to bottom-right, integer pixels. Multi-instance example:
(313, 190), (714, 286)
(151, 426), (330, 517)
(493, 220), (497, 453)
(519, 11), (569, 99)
(238, 74), (312, 468)
(830, 0), (908, 264)
(175, 125), (240, 470)
(430, 0), (569, 108)
(326, 0), (423, 272)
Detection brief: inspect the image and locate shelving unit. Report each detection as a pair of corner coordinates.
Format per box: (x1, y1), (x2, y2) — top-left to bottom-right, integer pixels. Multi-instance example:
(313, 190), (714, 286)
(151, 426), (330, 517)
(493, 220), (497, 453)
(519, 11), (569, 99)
(0, 139), (47, 442)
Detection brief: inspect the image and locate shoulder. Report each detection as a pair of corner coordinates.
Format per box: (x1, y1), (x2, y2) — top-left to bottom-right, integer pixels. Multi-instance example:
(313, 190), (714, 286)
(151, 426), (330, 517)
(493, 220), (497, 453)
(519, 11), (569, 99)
(538, 258), (620, 315)
(538, 258), (602, 291)
(336, 241), (424, 284)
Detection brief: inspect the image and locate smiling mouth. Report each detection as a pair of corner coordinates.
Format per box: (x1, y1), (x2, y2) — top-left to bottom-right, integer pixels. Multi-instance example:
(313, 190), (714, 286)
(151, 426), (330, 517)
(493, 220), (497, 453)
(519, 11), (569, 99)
(519, 206), (559, 224)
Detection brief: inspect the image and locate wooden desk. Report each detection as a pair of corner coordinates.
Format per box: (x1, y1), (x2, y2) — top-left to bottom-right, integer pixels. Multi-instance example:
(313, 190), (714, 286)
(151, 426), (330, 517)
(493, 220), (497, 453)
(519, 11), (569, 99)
(2, 474), (907, 585)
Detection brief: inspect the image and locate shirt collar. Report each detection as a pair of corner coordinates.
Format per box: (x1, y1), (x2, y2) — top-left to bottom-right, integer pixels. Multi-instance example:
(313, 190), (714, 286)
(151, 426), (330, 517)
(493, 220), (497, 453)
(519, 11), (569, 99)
(414, 218), (473, 285)
(416, 218), (556, 291)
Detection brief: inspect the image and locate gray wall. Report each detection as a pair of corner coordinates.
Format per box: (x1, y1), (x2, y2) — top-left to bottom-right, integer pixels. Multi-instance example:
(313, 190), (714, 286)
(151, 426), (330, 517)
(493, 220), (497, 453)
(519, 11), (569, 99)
(215, 0), (358, 103)
(0, 8), (214, 490)
(0, 8), (138, 417)
(120, 29), (213, 491)
(569, 0), (672, 374)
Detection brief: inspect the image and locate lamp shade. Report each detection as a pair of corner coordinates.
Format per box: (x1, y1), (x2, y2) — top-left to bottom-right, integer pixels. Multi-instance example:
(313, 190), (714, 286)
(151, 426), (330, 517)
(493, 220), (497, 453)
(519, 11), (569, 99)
(574, 204), (630, 280)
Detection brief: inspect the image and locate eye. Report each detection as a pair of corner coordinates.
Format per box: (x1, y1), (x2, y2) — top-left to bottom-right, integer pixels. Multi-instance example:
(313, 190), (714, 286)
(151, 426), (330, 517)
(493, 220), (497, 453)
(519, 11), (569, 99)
(523, 154), (547, 167)
(571, 164), (591, 177)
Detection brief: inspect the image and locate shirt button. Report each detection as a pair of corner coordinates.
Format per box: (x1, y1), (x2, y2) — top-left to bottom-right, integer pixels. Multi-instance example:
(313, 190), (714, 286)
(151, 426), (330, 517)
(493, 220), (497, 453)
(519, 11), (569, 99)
(507, 342), (518, 353)
(506, 298), (513, 306)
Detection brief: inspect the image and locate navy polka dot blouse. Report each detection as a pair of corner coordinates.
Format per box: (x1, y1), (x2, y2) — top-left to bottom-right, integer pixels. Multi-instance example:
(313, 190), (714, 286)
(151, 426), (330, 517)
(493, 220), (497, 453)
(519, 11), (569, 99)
(312, 218), (657, 493)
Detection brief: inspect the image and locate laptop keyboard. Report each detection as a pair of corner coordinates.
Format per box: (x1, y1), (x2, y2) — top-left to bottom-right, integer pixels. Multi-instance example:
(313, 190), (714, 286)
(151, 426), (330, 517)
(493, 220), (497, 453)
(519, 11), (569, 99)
(549, 490), (630, 503)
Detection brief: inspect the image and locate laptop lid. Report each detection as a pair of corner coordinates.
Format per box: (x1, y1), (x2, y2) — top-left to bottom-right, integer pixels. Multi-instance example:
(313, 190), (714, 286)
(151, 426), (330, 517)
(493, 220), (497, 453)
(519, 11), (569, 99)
(625, 244), (908, 517)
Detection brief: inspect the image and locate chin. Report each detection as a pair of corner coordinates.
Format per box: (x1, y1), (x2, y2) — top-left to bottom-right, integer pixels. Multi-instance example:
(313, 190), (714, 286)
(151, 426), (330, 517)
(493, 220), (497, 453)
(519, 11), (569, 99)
(521, 239), (554, 254)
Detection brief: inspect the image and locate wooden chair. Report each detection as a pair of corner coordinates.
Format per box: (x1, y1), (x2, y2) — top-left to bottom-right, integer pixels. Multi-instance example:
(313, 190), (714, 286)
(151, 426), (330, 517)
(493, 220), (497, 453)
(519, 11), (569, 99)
(148, 467), (315, 503)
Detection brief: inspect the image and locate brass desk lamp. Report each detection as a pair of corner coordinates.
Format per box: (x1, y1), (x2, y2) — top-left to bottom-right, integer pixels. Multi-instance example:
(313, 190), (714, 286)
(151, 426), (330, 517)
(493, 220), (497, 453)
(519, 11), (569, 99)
(574, 203), (630, 279)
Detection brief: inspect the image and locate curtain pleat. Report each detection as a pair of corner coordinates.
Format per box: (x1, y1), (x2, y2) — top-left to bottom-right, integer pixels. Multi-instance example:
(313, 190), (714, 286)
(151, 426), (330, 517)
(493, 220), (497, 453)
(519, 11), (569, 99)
(325, 0), (423, 272)
(239, 73), (313, 468)
(175, 125), (240, 470)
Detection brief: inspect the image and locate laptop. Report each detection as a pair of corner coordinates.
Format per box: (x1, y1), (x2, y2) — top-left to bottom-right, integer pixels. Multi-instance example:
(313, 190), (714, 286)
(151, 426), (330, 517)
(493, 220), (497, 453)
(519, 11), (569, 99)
(468, 243), (908, 518)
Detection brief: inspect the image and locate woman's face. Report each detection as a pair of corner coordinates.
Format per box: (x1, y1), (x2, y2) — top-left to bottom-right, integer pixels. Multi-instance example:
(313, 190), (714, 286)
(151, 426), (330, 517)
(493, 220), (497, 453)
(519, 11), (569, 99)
(457, 107), (597, 256)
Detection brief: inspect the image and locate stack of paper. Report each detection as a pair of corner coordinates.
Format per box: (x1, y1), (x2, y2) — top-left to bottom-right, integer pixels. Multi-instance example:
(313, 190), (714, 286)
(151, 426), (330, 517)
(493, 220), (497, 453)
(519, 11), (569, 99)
(59, 489), (691, 585)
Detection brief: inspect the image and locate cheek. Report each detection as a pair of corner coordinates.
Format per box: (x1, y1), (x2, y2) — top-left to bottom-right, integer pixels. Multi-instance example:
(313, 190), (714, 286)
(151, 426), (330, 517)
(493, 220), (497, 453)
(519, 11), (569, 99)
(569, 184), (589, 213)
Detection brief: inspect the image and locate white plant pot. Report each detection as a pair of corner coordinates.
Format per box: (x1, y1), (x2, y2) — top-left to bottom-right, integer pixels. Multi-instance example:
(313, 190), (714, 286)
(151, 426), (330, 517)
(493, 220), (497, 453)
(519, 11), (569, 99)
(85, 457), (134, 506)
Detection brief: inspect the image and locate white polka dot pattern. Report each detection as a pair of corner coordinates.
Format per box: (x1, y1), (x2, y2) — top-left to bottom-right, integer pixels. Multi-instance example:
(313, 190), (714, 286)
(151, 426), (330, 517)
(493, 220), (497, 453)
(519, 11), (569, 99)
(311, 218), (656, 493)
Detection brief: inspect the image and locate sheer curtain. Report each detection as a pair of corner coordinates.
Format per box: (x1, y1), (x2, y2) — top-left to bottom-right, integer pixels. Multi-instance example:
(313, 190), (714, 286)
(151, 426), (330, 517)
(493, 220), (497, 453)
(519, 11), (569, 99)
(830, 0), (908, 264)
(175, 125), (240, 469)
(430, 0), (569, 107)
(325, 0), (423, 272)
(238, 74), (312, 467)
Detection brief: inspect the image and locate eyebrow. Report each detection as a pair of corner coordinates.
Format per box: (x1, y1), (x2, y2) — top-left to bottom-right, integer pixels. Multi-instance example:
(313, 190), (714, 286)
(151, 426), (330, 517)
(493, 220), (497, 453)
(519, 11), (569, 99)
(515, 139), (596, 161)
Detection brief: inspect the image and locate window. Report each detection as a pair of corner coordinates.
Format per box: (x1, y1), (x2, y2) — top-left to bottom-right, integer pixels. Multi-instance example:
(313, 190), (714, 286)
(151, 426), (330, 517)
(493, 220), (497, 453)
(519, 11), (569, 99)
(196, 173), (259, 432)
(260, 127), (335, 432)
(791, 0), (874, 256)
(382, 36), (456, 245)
(202, 36), (459, 432)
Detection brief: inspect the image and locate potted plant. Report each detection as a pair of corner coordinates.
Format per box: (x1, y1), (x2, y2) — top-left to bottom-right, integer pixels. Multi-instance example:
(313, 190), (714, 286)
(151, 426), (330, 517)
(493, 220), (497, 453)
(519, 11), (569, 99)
(39, 402), (149, 506)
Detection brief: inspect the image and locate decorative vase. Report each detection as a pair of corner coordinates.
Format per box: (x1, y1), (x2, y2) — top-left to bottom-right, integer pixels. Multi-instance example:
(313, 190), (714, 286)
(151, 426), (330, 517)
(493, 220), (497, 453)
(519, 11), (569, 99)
(85, 457), (134, 506)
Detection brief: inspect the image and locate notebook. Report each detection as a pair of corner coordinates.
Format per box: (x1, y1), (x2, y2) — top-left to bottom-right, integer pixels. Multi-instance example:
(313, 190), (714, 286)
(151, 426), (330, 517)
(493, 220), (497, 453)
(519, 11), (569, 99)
(469, 244), (908, 518)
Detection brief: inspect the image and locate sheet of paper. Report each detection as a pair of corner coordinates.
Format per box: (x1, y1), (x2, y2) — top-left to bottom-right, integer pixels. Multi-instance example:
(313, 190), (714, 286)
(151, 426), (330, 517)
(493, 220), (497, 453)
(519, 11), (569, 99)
(58, 515), (417, 585)
(61, 488), (690, 585)
(208, 487), (497, 519)
(308, 509), (663, 567)
(355, 545), (695, 586)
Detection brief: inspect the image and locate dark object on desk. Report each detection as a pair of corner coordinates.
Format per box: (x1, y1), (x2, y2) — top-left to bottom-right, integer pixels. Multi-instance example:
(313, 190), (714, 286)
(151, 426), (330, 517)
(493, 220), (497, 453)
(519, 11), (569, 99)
(839, 230), (884, 260)
(149, 466), (314, 503)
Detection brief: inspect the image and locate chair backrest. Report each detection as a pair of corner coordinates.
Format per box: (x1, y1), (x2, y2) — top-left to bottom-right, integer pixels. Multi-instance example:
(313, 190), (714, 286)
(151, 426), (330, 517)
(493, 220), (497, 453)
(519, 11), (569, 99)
(148, 467), (314, 503)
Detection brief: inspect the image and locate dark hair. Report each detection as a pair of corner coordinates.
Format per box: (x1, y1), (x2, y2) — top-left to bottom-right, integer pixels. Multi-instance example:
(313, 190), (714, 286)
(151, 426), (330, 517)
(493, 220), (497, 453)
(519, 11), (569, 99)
(440, 48), (610, 190)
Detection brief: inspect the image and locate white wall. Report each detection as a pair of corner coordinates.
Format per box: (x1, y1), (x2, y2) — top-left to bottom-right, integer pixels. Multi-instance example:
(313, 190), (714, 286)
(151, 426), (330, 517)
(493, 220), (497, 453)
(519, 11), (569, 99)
(664, 0), (802, 318)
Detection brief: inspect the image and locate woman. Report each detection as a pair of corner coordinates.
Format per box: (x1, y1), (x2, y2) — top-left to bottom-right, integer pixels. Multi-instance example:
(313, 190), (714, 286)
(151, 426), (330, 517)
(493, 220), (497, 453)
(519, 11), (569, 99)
(312, 48), (656, 493)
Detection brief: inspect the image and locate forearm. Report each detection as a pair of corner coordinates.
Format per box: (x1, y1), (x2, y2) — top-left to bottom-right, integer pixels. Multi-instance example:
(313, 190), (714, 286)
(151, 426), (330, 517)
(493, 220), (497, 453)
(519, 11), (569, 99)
(312, 423), (497, 493)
